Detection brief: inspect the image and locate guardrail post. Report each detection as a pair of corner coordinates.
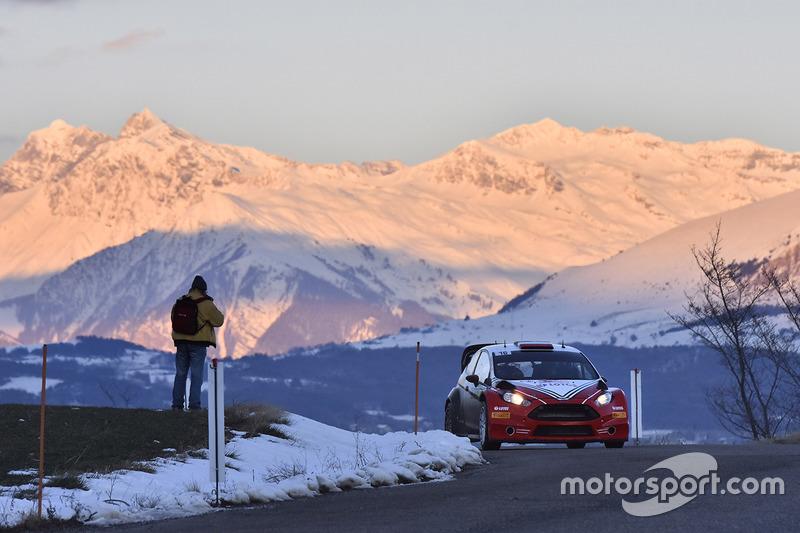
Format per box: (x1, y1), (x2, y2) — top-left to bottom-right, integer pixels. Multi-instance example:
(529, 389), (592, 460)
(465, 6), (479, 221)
(208, 358), (225, 505)
(415, 342), (420, 435)
(38, 344), (47, 517)
(630, 369), (642, 445)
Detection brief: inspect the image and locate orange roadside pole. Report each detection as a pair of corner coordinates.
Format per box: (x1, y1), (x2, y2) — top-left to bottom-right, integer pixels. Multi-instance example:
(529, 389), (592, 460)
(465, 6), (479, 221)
(38, 344), (47, 517)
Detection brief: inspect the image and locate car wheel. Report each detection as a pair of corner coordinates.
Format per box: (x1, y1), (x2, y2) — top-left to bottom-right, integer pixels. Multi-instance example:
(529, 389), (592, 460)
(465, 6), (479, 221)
(566, 442), (586, 449)
(604, 440), (625, 448)
(479, 402), (501, 451)
(444, 403), (456, 434)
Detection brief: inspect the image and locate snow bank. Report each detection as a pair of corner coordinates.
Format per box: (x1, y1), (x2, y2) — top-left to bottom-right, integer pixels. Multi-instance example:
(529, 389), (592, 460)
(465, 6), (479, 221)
(0, 414), (483, 527)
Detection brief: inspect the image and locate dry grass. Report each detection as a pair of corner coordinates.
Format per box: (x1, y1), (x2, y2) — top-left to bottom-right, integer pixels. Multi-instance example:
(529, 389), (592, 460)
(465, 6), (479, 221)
(0, 403), (290, 489)
(3, 509), (82, 531)
(771, 431), (800, 444)
(0, 402), (290, 531)
(224, 402), (290, 439)
(0, 405), (209, 488)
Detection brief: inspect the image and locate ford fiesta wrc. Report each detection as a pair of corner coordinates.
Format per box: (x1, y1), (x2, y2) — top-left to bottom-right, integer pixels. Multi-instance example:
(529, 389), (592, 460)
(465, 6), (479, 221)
(444, 341), (629, 450)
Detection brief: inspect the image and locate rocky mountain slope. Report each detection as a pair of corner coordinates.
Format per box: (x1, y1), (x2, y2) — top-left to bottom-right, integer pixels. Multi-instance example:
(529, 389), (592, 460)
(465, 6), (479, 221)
(1, 111), (799, 357)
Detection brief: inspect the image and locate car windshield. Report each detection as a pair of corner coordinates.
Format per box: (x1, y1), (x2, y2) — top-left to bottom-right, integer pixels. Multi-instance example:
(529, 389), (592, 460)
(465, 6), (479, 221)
(493, 350), (600, 381)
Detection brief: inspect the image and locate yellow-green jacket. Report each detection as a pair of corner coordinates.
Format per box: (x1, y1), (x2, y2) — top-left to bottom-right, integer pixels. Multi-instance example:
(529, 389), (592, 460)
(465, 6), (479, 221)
(171, 288), (225, 347)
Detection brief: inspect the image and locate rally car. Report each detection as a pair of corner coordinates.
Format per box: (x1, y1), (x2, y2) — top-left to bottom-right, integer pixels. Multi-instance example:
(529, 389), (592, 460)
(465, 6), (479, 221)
(444, 341), (628, 449)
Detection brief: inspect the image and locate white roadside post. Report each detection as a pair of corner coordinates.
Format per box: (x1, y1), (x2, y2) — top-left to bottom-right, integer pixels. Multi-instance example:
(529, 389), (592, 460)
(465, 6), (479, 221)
(630, 368), (642, 445)
(414, 342), (420, 435)
(208, 358), (225, 504)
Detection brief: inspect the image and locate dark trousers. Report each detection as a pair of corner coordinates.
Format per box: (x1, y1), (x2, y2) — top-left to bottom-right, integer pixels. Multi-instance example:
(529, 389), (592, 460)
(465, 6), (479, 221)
(172, 344), (207, 409)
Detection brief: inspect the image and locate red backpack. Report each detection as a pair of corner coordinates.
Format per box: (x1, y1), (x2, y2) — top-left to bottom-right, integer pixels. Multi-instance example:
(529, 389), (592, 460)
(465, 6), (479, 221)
(171, 295), (210, 335)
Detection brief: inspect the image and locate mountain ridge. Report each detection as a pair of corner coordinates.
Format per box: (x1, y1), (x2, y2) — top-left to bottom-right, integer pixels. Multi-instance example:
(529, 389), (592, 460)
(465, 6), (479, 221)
(2, 110), (800, 357)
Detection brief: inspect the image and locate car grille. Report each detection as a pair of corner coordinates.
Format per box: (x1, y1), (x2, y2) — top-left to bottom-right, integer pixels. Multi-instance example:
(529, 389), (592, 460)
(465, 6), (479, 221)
(533, 425), (594, 437)
(528, 404), (600, 422)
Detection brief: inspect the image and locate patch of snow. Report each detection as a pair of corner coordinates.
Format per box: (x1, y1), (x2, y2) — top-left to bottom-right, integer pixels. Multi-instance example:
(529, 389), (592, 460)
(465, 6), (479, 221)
(0, 414), (483, 528)
(0, 377), (62, 394)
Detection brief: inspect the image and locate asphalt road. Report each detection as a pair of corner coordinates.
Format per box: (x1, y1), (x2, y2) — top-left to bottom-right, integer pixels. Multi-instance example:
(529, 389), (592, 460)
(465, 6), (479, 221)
(60, 443), (800, 533)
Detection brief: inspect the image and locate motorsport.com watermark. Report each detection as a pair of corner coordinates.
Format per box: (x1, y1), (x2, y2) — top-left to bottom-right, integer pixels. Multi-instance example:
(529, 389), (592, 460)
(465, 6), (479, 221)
(560, 452), (785, 517)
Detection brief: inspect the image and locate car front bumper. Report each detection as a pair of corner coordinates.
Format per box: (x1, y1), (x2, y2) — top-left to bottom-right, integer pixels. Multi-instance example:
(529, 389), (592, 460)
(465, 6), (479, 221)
(486, 400), (630, 444)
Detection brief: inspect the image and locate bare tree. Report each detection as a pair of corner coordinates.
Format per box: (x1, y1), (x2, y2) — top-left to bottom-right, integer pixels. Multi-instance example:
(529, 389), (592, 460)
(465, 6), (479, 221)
(98, 380), (139, 408)
(669, 223), (788, 440)
(765, 268), (800, 336)
(764, 268), (800, 397)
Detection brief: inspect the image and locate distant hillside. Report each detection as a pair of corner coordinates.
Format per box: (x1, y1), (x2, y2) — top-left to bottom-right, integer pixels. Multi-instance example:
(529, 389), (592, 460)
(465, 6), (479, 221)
(363, 187), (800, 352)
(0, 337), (729, 439)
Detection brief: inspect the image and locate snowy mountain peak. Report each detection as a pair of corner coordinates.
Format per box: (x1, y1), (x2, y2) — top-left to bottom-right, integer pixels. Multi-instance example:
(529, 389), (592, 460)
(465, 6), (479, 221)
(30, 118), (108, 149)
(489, 118), (585, 150)
(118, 109), (167, 139)
(0, 120), (111, 193)
(47, 118), (73, 132)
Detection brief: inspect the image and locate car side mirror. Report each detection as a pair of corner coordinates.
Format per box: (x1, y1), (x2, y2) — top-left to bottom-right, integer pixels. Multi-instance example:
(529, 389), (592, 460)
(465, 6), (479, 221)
(466, 374), (479, 385)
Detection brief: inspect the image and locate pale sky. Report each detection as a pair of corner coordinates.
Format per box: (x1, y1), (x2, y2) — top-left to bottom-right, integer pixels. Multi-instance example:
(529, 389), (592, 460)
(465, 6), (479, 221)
(1, 0), (798, 166)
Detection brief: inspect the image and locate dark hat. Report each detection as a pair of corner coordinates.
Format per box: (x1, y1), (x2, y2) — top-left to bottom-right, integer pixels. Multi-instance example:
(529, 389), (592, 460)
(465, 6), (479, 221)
(191, 275), (207, 292)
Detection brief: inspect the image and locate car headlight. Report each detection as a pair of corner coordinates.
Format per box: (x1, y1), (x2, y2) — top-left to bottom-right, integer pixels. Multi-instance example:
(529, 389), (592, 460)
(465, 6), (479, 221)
(503, 392), (531, 406)
(594, 391), (613, 406)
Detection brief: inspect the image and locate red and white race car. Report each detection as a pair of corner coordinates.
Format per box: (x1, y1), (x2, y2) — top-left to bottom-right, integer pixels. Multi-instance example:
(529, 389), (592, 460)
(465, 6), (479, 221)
(444, 341), (629, 449)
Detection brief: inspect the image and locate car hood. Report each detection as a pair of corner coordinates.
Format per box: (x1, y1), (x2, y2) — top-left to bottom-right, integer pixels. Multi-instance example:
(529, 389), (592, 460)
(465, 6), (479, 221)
(504, 379), (602, 402)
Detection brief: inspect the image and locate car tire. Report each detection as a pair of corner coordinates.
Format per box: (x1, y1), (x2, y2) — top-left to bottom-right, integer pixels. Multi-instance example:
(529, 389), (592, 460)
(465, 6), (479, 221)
(604, 440), (625, 448)
(444, 403), (456, 434)
(566, 442), (586, 449)
(479, 402), (501, 451)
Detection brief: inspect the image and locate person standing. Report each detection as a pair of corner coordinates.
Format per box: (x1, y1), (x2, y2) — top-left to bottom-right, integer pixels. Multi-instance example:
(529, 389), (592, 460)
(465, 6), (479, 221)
(170, 275), (225, 410)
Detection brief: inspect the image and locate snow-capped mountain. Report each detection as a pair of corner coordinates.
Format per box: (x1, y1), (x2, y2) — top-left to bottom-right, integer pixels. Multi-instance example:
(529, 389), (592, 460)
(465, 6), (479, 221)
(366, 186), (800, 351)
(1, 110), (799, 357)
